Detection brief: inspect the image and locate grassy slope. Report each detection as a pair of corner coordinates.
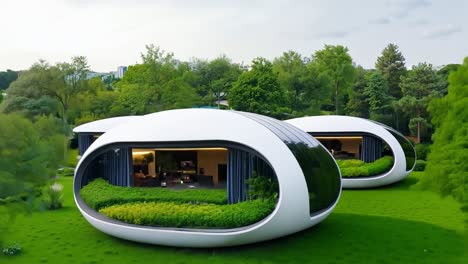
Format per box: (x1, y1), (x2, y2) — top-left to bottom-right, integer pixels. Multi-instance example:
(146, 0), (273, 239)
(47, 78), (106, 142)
(2, 172), (467, 264)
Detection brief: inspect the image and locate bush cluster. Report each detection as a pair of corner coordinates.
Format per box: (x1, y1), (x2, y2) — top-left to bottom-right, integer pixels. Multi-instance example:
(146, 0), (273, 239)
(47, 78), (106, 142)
(43, 183), (64, 210)
(99, 200), (275, 229)
(80, 179), (227, 210)
(415, 144), (430, 161)
(413, 160), (426, 171)
(2, 243), (21, 256)
(336, 156), (394, 178)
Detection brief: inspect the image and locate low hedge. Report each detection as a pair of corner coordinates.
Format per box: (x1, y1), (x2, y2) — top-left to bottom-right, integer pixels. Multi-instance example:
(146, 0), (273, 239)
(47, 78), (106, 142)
(99, 200), (275, 229)
(336, 156), (394, 178)
(415, 144), (430, 161)
(413, 160), (426, 171)
(80, 179), (227, 210)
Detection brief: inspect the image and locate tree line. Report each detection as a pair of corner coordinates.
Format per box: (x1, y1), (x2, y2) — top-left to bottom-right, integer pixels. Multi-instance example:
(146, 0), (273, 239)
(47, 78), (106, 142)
(0, 43), (457, 143)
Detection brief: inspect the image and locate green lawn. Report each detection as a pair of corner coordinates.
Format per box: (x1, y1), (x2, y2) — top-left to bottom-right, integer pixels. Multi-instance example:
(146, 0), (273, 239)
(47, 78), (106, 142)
(2, 172), (467, 264)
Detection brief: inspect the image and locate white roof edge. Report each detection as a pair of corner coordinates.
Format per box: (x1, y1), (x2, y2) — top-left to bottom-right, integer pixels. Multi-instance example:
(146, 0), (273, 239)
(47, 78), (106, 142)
(73, 116), (139, 133)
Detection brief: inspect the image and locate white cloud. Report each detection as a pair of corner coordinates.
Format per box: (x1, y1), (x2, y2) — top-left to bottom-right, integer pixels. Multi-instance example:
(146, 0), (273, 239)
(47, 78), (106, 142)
(0, 0), (466, 71)
(422, 24), (462, 39)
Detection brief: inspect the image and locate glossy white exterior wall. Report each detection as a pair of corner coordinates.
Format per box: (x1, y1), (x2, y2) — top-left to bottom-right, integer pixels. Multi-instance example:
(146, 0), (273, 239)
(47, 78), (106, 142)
(74, 109), (341, 247)
(286, 115), (411, 188)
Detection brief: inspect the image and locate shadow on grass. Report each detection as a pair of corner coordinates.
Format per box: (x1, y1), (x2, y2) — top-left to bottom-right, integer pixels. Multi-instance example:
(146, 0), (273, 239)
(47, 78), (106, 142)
(111, 213), (466, 264)
(345, 175), (420, 192)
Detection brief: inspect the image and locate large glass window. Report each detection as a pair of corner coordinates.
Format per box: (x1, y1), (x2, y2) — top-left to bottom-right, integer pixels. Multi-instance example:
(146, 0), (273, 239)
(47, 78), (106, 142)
(369, 121), (416, 171)
(386, 130), (416, 171)
(235, 111), (341, 215)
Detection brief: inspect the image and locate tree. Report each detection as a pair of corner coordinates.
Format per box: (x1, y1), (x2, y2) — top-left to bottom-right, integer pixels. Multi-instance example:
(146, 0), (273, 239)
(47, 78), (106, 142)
(346, 66), (369, 118)
(115, 45), (183, 113)
(420, 57), (468, 209)
(0, 69), (18, 90)
(273, 51), (331, 116)
(375, 43), (407, 99)
(161, 78), (201, 109)
(437, 64), (461, 96)
(0, 114), (61, 244)
(364, 70), (393, 124)
(188, 56), (242, 107)
(1, 62), (59, 118)
(311, 45), (355, 114)
(45, 56), (90, 128)
(4, 58), (90, 127)
(397, 63), (445, 143)
(229, 57), (290, 118)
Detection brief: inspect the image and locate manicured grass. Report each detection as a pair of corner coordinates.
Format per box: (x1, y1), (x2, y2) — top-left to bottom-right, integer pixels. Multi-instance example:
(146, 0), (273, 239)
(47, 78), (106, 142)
(80, 179), (227, 210)
(2, 172), (466, 263)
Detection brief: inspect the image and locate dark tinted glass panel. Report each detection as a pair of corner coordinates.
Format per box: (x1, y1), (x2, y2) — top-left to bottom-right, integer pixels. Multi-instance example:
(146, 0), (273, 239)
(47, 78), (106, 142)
(234, 111), (341, 215)
(369, 120), (416, 171)
(386, 130), (415, 171)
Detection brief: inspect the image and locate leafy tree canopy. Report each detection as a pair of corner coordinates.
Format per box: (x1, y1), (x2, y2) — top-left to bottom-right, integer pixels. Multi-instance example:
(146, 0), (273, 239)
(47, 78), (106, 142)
(273, 51), (331, 116)
(311, 45), (355, 114)
(0, 114), (64, 243)
(0, 69), (18, 90)
(397, 62), (445, 142)
(229, 57), (290, 118)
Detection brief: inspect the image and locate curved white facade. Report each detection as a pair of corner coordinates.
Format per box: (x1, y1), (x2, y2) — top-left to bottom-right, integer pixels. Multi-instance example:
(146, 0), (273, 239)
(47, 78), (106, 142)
(73, 116), (139, 134)
(286, 115), (416, 188)
(74, 109), (342, 247)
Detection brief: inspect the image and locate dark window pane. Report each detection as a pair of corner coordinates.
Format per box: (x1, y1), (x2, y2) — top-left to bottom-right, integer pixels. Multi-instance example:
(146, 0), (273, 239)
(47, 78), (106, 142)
(234, 111), (341, 215)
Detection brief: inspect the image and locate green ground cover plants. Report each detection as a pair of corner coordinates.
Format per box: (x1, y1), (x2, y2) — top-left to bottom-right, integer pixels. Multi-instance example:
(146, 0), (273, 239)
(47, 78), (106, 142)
(80, 178), (227, 210)
(337, 156), (394, 177)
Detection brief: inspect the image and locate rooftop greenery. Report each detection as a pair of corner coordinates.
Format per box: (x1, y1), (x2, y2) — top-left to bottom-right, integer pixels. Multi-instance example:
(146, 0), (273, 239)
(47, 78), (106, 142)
(80, 178), (228, 210)
(336, 156), (394, 178)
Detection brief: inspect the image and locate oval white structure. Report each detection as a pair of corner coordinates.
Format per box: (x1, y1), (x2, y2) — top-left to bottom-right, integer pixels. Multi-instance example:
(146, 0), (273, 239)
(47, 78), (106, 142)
(286, 115), (416, 188)
(74, 109), (342, 247)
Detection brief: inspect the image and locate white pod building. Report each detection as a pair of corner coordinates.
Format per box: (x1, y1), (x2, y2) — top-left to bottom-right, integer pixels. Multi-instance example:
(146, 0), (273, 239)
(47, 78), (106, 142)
(286, 115), (416, 188)
(73, 109), (341, 247)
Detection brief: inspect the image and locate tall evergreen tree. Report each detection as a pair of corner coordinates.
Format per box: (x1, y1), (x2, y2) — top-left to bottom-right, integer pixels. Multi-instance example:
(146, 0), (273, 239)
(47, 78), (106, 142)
(346, 66), (369, 118)
(375, 43), (407, 99)
(364, 70), (393, 124)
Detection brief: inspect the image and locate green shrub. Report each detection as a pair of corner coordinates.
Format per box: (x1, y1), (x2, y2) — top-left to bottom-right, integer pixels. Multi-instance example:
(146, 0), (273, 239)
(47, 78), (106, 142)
(99, 200), (275, 229)
(415, 144), (430, 161)
(246, 173), (278, 201)
(413, 160), (426, 171)
(336, 159), (365, 168)
(337, 156), (394, 178)
(66, 148), (79, 168)
(80, 179), (227, 210)
(339, 167), (368, 177)
(2, 243), (22, 256)
(366, 156), (394, 175)
(43, 183), (63, 210)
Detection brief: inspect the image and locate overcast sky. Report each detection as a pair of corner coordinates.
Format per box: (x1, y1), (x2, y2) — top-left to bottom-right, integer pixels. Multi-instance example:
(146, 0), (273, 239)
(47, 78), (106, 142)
(1, 0), (466, 72)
